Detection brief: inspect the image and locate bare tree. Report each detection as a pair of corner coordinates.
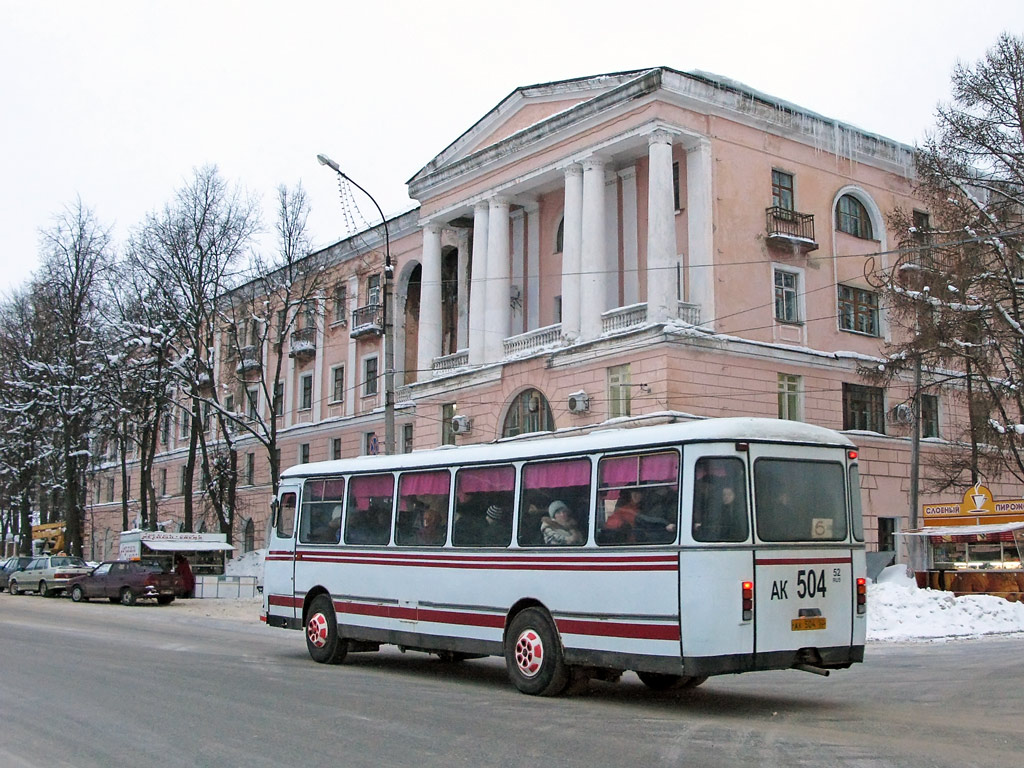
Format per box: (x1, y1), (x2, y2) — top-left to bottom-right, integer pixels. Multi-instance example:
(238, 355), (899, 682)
(873, 33), (1024, 488)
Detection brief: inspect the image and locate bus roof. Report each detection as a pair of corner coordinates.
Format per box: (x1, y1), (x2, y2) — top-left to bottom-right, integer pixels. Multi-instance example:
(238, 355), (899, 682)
(281, 417), (855, 480)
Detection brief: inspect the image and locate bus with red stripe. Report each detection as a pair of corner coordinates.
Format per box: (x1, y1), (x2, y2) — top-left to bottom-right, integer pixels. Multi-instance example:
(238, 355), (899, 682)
(262, 417), (866, 695)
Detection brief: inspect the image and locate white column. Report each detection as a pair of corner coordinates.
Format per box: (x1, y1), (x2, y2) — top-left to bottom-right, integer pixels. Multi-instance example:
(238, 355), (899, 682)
(619, 166), (640, 305)
(456, 227), (471, 349)
(511, 208), (526, 335)
(418, 223), (443, 376)
(687, 138), (714, 327)
(647, 130), (676, 323)
(312, 298), (325, 422)
(580, 156), (608, 339)
(345, 275), (358, 417)
(561, 164), (583, 340)
(525, 200), (540, 331)
(604, 168), (620, 310)
(468, 201), (489, 365)
(484, 196), (511, 360)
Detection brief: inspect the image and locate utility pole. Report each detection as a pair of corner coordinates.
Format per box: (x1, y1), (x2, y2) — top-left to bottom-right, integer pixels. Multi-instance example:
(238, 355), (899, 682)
(317, 154), (395, 454)
(909, 354), (922, 530)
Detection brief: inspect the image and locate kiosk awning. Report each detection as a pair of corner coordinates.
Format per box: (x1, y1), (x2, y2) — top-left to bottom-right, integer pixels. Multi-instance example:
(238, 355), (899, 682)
(142, 541), (235, 552)
(899, 522), (1024, 543)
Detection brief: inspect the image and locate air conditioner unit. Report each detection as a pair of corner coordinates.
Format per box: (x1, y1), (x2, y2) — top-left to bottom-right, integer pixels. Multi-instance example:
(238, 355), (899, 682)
(887, 403), (914, 425)
(567, 390), (590, 414)
(451, 415), (472, 435)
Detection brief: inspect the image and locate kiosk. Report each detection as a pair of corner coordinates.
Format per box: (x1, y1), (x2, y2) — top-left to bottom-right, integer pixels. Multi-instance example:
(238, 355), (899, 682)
(117, 530), (234, 575)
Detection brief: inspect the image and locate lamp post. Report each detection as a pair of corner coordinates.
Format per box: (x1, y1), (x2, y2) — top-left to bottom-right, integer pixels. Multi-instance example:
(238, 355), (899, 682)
(317, 154), (396, 455)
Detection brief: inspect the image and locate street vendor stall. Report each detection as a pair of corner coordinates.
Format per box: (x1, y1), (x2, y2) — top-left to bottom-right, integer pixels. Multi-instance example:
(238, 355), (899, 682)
(899, 485), (1024, 601)
(117, 531), (234, 576)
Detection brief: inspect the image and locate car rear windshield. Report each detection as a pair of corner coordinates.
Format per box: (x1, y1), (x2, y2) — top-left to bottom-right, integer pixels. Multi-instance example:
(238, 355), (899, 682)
(52, 557), (87, 567)
(138, 561), (169, 573)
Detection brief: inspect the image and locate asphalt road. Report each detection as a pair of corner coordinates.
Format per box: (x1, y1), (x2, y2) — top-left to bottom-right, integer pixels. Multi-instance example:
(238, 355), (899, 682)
(0, 593), (1020, 768)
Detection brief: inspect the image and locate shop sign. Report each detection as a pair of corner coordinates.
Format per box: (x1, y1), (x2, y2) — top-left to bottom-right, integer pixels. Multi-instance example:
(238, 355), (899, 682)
(923, 485), (1024, 522)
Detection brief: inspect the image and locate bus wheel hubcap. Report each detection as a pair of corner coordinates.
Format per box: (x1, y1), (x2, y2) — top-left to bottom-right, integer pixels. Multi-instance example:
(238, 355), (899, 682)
(514, 629), (544, 677)
(307, 613), (329, 648)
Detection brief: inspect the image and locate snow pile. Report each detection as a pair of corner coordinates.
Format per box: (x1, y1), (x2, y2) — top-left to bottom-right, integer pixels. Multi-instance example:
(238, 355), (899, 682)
(867, 565), (1024, 642)
(225, 548), (266, 579)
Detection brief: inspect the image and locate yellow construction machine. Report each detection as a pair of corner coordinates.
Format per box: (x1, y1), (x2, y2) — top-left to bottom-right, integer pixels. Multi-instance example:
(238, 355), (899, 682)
(32, 522), (66, 554)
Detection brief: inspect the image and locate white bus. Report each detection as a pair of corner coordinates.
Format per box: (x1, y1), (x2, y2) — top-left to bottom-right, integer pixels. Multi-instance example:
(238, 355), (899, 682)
(262, 417), (866, 695)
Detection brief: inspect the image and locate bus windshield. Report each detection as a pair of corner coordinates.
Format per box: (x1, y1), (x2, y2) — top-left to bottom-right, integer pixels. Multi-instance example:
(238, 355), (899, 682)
(754, 459), (847, 542)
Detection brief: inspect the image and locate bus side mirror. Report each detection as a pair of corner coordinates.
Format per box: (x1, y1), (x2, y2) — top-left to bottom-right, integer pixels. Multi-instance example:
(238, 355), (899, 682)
(270, 498), (280, 529)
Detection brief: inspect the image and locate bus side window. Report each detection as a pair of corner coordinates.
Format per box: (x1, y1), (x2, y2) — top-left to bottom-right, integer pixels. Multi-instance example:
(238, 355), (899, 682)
(692, 457), (748, 543)
(345, 474), (395, 546)
(519, 458), (591, 547)
(452, 465), (515, 548)
(277, 492), (297, 539)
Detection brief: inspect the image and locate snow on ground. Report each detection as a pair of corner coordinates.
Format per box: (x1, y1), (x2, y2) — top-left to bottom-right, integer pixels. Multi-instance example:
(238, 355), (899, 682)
(210, 550), (1024, 641)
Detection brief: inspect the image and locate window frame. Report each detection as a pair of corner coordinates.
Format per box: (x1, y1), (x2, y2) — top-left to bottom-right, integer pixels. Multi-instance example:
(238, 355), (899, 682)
(773, 267), (802, 324)
(771, 169), (794, 211)
(842, 383), (886, 434)
(777, 373), (801, 421)
(838, 284), (880, 337)
(330, 365), (345, 404)
(836, 194), (874, 240)
(362, 355), (379, 398)
(299, 372), (313, 411)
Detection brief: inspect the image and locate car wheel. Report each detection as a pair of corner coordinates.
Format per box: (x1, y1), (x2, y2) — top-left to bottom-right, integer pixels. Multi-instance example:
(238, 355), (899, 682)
(39, 580), (50, 597)
(504, 607), (570, 696)
(636, 671), (708, 691)
(9, 580), (19, 595)
(70, 585), (87, 603)
(119, 587), (137, 606)
(305, 594), (348, 664)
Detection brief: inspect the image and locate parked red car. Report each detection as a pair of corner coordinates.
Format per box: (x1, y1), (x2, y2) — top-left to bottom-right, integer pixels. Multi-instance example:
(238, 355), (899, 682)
(67, 560), (178, 605)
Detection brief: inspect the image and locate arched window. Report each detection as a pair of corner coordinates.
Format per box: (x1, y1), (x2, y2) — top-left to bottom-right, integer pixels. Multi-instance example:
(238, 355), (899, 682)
(836, 194), (873, 239)
(502, 389), (555, 438)
(555, 217), (564, 253)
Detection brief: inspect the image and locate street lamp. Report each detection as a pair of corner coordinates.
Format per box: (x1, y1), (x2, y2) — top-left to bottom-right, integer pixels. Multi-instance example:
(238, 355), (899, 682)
(317, 154), (396, 455)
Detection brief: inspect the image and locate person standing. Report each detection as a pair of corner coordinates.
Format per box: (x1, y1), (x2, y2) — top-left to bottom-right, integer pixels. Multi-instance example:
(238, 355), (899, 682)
(175, 554), (195, 598)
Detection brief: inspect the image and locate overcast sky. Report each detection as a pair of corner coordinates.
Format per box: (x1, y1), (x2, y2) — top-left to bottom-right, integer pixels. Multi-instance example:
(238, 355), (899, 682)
(2, 0), (1021, 295)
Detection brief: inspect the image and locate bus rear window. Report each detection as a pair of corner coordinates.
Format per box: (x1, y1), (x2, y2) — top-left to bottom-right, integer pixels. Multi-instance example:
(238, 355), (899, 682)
(755, 459), (847, 542)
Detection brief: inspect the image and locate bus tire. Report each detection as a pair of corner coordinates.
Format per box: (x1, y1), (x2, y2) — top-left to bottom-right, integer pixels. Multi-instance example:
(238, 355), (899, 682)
(306, 594), (348, 665)
(505, 608), (569, 696)
(637, 671), (708, 691)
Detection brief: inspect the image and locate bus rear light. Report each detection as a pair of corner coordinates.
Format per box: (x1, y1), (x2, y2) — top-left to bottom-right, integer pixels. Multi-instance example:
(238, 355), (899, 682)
(856, 577), (867, 615)
(742, 581), (753, 621)
(848, 450), (858, 460)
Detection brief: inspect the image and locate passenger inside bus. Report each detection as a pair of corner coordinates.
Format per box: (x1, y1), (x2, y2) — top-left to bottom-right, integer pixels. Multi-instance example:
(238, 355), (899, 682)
(416, 504), (447, 546)
(541, 500), (584, 545)
(308, 504), (343, 544)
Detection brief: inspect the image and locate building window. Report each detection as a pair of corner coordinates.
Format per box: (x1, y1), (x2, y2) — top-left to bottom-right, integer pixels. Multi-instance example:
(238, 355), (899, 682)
(403, 423), (414, 454)
(363, 357), (379, 397)
(778, 374), (801, 421)
(878, 517), (898, 553)
(299, 443), (310, 464)
(367, 274), (381, 307)
(331, 437), (342, 461)
(160, 414), (170, 445)
(838, 285), (880, 336)
(330, 365), (345, 404)
(180, 409), (191, 439)
(160, 467), (168, 496)
(301, 300), (315, 330)
(608, 364), (631, 419)
(243, 518), (255, 553)
(672, 161), (681, 211)
(364, 431), (379, 456)
(442, 403), (456, 446)
(245, 452), (255, 486)
(836, 194), (874, 239)
(774, 268), (800, 323)
(276, 308), (287, 340)
(273, 382), (284, 417)
(555, 217), (564, 253)
(179, 468), (188, 495)
(333, 284), (347, 325)
(225, 394), (235, 413)
(107, 477), (115, 503)
(554, 295), (562, 324)
(246, 385), (260, 420)
(772, 170), (794, 211)
(502, 389), (554, 438)
(920, 394), (939, 438)
(843, 383), (885, 433)
(299, 373), (313, 410)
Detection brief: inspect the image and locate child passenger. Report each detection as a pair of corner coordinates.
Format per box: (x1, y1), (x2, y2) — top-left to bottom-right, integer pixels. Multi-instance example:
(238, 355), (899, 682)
(541, 500), (584, 546)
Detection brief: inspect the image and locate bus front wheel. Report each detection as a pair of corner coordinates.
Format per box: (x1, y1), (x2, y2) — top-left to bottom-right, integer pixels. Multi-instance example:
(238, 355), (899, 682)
(305, 594), (348, 665)
(505, 608), (569, 696)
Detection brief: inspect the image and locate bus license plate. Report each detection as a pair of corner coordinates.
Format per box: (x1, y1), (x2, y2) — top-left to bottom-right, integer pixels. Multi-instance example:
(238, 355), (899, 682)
(791, 617), (826, 631)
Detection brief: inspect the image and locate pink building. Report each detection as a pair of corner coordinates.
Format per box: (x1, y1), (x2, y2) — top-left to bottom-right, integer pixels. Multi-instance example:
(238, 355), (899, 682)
(87, 68), (994, 561)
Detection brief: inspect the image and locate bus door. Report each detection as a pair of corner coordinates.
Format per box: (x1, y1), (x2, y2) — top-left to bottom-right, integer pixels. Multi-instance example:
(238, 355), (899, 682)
(265, 487), (299, 626)
(678, 443), (755, 665)
(747, 444), (854, 661)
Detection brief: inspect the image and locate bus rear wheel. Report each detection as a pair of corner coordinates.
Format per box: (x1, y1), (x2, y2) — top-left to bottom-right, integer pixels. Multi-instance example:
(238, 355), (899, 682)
(306, 594), (348, 664)
(636, 671), (708, 691)
(505, 608), (569, 696)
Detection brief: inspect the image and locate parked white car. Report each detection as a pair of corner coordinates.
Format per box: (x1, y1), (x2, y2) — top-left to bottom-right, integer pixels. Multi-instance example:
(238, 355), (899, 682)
(8, 555), (92, 596)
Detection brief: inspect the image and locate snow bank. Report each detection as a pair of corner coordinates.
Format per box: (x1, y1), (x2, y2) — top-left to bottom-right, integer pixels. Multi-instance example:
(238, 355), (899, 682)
(225, 548), (265, 579)
(867, 565), (1024, 642)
